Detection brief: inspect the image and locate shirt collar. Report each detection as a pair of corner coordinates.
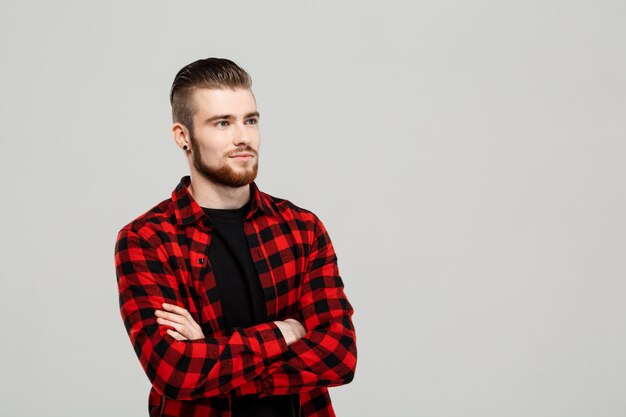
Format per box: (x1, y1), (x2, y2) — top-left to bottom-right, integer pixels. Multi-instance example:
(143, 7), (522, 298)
(171, 175), (274, 226)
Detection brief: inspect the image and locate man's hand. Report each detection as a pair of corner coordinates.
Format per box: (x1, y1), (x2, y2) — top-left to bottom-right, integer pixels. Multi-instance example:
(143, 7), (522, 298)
(155, 304), (305, 346)
(274, 318), (306, 346)
(155, 303), (205, 341)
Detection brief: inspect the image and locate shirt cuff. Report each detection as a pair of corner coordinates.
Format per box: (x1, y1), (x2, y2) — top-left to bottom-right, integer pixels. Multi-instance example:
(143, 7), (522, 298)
(239, 322), (289, 365)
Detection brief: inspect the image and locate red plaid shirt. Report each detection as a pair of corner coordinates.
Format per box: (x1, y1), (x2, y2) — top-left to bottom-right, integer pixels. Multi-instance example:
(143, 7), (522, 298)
(114, 176), (357, 417)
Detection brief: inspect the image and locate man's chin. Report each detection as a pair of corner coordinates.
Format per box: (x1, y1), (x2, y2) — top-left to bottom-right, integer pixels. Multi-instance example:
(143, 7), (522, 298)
(201, 170), (257, 188)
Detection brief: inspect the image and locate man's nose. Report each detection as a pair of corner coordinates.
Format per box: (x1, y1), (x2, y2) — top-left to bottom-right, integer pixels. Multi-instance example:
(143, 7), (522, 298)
(234, 122), (252, 145)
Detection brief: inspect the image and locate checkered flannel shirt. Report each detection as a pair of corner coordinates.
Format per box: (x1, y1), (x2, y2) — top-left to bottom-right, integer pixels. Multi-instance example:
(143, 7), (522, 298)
(114, 176), (357, 417)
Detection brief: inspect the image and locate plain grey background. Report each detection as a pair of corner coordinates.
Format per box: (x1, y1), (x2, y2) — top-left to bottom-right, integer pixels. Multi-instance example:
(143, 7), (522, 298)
(1, 1), (625, 416)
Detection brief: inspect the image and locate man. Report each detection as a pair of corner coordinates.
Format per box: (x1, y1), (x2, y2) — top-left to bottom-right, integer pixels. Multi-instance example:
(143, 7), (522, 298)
(114, 58), (357, 417)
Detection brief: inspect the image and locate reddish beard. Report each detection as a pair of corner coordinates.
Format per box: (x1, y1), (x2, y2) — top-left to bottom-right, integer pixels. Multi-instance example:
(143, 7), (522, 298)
(189, 133), (258, 187)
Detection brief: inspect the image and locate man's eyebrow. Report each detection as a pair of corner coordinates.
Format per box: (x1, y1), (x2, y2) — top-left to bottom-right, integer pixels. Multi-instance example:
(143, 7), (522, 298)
(205, 114), (233, 123)
(204, 112), (260, 123)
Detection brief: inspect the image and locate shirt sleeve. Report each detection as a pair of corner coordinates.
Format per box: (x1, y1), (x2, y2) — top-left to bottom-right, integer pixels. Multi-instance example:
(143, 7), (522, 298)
(234, 216), (358, 396)
(114, 226), (289, 401)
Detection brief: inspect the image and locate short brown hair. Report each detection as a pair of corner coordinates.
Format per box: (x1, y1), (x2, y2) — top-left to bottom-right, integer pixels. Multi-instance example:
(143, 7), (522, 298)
(170, 57), (252, 131)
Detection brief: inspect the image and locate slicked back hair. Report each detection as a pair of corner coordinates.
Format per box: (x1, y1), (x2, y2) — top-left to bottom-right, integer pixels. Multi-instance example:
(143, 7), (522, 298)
(170, 58), (252, 132)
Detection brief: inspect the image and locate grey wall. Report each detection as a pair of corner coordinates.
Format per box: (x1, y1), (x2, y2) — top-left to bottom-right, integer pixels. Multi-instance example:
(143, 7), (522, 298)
(1, 1), (625, 416)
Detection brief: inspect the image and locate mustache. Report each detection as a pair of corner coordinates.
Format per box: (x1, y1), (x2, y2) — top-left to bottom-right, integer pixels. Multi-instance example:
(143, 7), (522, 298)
(229, 147), (257, 157)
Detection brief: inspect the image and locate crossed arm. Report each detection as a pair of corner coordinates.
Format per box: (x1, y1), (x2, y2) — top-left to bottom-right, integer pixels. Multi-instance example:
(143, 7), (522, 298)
(156, 303), (306, 346)
(115, 217), (356, 401)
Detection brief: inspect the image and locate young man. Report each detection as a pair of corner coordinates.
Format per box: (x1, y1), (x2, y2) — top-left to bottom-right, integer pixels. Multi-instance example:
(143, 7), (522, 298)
(114, 58), (357, 417)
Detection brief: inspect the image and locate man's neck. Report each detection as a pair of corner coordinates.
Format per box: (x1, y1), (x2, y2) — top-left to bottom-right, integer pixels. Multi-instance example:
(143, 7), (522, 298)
(187, 174), (251, 209)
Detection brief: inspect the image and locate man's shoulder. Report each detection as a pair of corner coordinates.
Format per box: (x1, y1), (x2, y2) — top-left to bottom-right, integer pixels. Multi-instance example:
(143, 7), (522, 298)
(116, 197), (174, 240)
(259, 188), (328, 236)
(262, 189), (319, 221)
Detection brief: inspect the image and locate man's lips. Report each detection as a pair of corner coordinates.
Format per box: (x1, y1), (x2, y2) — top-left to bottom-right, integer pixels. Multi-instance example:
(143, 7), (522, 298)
(230, 153), (254, 158)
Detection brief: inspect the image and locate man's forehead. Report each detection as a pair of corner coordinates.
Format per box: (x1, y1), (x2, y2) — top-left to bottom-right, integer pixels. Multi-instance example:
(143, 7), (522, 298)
(191, 87), (256, 117)
(192, 87), (255, 103)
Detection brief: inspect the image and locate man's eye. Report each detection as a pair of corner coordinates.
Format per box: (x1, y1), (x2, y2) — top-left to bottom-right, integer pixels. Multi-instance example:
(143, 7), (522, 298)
(246, 118), (258, 125)
(216, 120), (229, 127)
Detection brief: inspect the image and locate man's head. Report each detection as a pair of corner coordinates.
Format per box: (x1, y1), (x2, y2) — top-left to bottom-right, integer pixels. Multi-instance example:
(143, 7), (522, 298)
(170, 58), (259, 188)
(170, 58), (252, 131)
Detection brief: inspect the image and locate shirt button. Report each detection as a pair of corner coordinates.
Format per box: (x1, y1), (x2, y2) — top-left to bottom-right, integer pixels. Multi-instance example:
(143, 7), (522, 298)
(198, 258), (205, 264)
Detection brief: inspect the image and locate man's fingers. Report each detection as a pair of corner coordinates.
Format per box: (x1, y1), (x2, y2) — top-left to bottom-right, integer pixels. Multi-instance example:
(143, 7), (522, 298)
(159, 304), (201, 328)
(162, 303), (191, 318)
(156, 304), (204, 340)
(155, 309), (188, 325)
(166, 329), (187, 341)
(156, 318), (190, 337)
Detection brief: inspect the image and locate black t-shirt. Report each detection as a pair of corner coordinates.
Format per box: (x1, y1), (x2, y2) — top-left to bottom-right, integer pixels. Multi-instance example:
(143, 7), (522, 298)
(202, 200), (298, 417)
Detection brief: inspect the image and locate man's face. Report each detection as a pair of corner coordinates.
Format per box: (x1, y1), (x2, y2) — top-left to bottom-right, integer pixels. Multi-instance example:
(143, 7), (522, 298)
(187, 87), (260, 188)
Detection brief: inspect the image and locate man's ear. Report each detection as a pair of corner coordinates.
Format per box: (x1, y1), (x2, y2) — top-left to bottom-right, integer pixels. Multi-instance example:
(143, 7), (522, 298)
(172, 122), (190, 149)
